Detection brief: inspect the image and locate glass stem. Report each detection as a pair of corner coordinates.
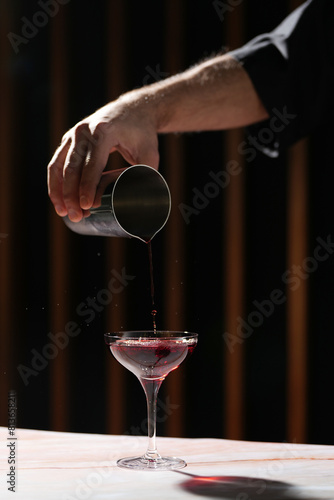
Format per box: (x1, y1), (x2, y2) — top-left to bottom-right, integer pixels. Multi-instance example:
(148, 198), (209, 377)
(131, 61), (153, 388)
(140, 378), (163, 460)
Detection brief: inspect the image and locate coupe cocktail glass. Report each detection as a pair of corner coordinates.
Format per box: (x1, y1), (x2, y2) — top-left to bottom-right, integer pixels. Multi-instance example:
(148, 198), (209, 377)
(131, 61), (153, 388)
(104, 330), (198, 470)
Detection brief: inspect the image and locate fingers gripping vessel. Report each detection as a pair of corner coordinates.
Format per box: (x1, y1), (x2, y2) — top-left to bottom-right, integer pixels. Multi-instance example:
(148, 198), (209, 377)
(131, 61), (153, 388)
(63, 165), (171, 242)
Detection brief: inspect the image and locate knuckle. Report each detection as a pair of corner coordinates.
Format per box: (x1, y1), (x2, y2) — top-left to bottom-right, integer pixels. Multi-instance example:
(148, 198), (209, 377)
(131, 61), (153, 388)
(88, 122), (108, 146)
(93, 122), (107, 137)
(69, 147), (85, 166)
(63, 160), (79, 178)
(60, 132), (69, 145)
(47, 158), (63, 180)
(74, 122), (89, 139)
(75, 138), (88, 157)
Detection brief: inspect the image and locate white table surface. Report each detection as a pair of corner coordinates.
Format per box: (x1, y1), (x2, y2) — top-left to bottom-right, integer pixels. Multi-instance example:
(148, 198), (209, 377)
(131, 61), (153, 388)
(1, 427), (334, 499)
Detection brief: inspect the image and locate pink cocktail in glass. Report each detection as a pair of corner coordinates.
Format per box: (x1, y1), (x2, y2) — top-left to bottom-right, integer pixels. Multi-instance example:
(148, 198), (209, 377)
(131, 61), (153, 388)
(105, 330), (198, 470)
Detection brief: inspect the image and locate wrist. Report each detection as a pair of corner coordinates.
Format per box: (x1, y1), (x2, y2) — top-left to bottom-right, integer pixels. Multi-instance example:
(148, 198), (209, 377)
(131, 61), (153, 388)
(117, 86), (163, 132)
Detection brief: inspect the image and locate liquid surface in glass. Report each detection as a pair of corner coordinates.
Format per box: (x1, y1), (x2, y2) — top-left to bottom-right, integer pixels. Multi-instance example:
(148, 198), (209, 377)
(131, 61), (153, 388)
(110, 338), (196, 380)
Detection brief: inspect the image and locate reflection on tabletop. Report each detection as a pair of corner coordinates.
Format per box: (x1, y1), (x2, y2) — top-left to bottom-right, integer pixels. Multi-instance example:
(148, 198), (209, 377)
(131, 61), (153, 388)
(175, 472), (307, 499)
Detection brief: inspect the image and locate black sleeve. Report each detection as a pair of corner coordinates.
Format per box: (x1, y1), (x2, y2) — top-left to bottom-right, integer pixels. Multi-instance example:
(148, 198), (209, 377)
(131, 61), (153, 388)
(230, 0), (334, 156)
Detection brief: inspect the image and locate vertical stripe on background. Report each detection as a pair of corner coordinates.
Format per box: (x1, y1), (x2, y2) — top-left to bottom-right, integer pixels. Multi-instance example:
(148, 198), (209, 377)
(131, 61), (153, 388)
(223, 5), (245, 440)
(223, 129), (245, 440)
(48, 8), (70, 431)
(286, 0), (309, 444)
(105, 0), (126, 436)
(0, 1), (14, 425)
(286, 140), (308, 443)
(163, 0), (186, 438)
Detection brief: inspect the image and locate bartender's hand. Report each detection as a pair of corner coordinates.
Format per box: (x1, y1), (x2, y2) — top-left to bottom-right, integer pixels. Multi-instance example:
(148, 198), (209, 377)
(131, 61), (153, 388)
(47, 93), (159, 222)
(47, 54), (268, 222)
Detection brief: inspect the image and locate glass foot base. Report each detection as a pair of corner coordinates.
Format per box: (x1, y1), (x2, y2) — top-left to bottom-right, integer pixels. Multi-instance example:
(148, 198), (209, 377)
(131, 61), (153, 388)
(117, 455), (187, 471)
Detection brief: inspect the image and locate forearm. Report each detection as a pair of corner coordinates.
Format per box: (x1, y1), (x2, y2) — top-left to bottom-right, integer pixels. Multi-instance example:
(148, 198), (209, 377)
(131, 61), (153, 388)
(48, 53), (269, 221)
(122, 54), (269, 134)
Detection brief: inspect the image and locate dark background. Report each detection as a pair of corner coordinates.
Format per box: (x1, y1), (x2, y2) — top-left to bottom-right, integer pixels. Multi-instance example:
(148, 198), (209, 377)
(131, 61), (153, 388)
(1, 0), (334, 446)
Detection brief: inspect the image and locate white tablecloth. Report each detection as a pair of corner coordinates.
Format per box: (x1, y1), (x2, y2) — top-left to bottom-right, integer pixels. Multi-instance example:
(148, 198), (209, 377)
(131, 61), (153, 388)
(1, 427), (334, 499)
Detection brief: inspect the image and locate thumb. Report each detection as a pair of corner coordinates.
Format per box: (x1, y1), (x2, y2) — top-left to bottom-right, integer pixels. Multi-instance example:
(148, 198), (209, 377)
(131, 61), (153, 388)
(115, 137), (160, 171)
